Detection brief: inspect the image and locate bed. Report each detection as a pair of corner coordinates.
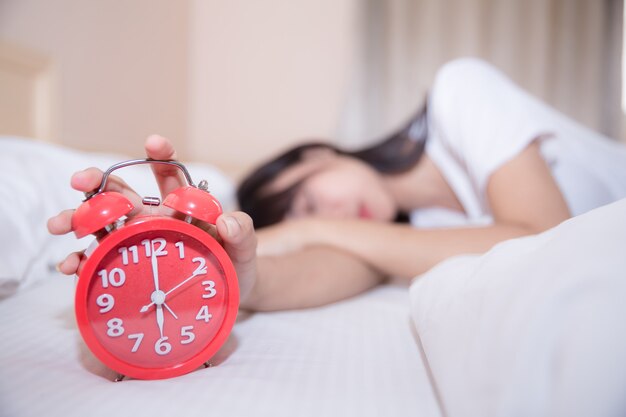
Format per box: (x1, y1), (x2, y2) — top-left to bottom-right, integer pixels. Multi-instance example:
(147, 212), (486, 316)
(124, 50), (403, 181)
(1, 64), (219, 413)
(1, 136), (625, 417)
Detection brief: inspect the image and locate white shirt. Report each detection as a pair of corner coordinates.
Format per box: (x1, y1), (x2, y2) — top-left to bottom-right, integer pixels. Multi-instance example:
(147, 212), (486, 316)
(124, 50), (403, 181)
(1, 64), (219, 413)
(411, 58), (626, 229)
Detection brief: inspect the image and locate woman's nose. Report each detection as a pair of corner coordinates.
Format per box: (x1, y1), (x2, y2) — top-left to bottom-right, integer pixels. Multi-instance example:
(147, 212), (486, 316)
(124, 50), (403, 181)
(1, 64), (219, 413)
(317, 197), (352, 218)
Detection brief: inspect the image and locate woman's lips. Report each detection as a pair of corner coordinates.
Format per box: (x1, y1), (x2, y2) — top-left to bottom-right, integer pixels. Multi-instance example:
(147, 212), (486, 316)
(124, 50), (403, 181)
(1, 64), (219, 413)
(359, 204), (372, 219)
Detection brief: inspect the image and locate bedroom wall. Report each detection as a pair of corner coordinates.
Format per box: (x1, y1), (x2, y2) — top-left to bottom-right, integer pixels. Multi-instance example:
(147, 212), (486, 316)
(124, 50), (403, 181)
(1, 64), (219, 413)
(0, 0), (189, 159)
(187, 0), (359, 178)
(0, 1), (623, 180)
(0, 0), (359, 179)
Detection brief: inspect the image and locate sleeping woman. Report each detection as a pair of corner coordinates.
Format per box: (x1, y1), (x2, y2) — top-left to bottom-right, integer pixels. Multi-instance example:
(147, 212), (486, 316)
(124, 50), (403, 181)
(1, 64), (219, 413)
(48, 58), (626, 311)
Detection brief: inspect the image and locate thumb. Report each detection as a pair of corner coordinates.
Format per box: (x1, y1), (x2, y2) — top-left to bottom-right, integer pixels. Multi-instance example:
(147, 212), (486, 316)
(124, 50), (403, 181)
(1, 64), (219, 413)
(216, 212), (257, 266)
(216, 212), (258, 304)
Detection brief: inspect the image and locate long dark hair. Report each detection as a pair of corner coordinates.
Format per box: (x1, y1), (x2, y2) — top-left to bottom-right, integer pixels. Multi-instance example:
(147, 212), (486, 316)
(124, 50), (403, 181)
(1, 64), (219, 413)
(237, 104), (428, 228)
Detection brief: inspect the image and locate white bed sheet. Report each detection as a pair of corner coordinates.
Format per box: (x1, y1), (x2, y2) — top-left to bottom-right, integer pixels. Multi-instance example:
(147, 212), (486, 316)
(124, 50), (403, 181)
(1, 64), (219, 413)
(0, 276), (441, 417)
(0, 136), (441, 417)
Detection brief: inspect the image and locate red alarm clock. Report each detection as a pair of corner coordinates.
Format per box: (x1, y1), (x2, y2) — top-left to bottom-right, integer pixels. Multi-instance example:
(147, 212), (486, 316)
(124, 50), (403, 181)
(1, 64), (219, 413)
(71, 159), (239, 380)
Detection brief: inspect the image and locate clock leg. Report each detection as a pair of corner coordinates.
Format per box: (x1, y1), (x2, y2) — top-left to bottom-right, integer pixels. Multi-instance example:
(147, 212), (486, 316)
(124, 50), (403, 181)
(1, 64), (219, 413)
(114, 374), (126, 382)
(203, 361), (213, 368)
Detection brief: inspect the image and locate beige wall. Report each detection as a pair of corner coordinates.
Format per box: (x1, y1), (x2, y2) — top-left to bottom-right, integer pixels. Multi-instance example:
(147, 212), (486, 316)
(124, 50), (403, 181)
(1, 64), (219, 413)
(188, 0), (358, 178)
(0, 0), (189, 158)
(0, 41), (55, 140)
(0, 0), (359, 179)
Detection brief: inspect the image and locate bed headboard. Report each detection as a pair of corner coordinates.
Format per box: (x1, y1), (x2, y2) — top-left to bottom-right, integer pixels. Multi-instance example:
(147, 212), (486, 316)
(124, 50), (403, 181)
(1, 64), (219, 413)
(0, 41), (56, 141)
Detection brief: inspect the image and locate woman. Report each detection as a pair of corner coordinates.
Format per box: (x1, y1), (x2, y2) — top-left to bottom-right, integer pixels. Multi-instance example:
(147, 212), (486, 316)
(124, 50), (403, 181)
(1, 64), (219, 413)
(49, 59), (626, 311)
(237, 58), (626, 278)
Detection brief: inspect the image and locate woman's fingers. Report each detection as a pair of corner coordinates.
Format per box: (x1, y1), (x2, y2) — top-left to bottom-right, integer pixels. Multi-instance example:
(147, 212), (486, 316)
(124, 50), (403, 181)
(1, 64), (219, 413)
(47, 209), (75, 235)
(70, 167), (106, 193)
(144, 134), (186, 197)
(69, 134), (185, 201)
(255, 220), (307, 256)
(51, 135), (187, 278)
(71, 167), (128, 194)
(57, 251), (85, 275)
(71, 167), (143, 209)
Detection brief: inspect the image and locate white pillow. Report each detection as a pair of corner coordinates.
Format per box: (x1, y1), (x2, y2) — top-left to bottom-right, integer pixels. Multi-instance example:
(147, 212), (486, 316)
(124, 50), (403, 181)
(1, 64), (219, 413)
(410, 198), (626, 417)
(0, 136), (234, 298)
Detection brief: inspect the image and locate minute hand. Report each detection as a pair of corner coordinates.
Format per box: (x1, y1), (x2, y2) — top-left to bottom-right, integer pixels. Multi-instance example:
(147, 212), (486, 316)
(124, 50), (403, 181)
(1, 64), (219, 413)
(140, 267), (207, 313)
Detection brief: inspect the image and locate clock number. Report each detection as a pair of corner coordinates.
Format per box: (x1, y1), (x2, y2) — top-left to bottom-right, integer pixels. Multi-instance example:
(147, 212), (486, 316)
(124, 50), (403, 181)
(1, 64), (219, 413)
(142, 238), (168, 257)
(118, 245), (139, 265)
(128, 333), (144, 353)
(98, 268), (126, 288)
(201, 280), (216, 299)
(175, 241), (185, 259)
(195, 305), (212, 323)
(192, 257), (208, 276)
(106, 318), (125, 337)
(155, 337), (172, 355)
(96, 293), (115, 313)
(180, 326), (195, 344)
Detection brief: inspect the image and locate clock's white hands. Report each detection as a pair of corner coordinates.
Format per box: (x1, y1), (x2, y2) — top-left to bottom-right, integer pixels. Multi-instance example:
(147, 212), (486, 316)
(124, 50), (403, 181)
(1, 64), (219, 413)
(163, 302), (178, 319)
(151, 242), (161, 292)
(149, 241), (166, 337)
(162, 269), (205, 297)
(140, 268), (206, 313)
(156, 304), (164, 338)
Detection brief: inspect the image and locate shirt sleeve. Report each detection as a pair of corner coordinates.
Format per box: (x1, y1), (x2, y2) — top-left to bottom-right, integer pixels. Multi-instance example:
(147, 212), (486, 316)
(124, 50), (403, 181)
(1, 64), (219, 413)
(427, 58), (558, 200)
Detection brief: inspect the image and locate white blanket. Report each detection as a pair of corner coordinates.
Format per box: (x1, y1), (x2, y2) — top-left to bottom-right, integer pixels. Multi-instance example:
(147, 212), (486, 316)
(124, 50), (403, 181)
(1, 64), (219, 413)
(410, 198), (626, 417)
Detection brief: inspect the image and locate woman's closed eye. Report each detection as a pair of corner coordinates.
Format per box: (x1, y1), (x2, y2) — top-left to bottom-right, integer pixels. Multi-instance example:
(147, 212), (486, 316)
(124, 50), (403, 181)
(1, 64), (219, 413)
(290, 188), (318, 218)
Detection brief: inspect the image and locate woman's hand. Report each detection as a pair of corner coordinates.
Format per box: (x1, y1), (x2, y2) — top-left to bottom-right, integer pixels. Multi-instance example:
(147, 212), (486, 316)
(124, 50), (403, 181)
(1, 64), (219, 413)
(256, 218), (320, 256)
(47, 135), (184, 274)
(46, 135), (260, 307)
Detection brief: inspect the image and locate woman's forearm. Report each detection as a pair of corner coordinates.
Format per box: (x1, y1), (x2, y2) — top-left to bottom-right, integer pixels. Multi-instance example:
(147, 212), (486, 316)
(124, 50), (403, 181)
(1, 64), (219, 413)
(240, 246), (385, 312)
(308, 219), (537, 281)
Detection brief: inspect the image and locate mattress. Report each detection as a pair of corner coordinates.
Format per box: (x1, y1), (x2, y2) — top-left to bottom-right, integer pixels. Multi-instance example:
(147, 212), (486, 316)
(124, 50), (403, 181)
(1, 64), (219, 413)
(0, 276), (441, 417)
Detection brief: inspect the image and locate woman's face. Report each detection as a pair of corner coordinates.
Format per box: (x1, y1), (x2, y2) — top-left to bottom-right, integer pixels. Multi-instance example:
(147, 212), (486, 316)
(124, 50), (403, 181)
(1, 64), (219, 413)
(267, 148), (397, 222)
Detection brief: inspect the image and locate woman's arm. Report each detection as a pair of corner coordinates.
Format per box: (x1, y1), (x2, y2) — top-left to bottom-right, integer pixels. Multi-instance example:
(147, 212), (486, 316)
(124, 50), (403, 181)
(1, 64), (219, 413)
(260, 142), (571, 281)
(243, 247), (385, 311)
(300, 220), (536, 280)
(214, 214), (384, 312)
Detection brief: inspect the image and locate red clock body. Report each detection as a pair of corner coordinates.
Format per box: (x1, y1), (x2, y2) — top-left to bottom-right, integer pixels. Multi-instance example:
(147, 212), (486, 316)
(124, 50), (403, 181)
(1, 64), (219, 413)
(75, 215), (239, 380)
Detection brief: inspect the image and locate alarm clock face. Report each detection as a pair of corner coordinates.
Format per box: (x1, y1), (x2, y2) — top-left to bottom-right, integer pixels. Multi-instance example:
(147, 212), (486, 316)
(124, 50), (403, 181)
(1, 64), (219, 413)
(75, 217), (238, 380)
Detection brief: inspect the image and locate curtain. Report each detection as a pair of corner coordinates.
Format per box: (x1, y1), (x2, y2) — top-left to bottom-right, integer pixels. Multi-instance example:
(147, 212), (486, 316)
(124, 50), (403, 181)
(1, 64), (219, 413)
(337, 0), (624, 147)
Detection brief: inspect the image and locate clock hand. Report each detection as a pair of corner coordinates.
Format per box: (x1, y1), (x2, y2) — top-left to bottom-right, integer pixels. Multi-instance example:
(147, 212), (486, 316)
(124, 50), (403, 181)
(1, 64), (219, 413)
(150, 241), (166, 337)
(151, 242), (160, 292)
(163, 302), (178, 319)
(156, 304), (165, 338)
(163, 268), (206, 298)
(139, 268), (206, 313)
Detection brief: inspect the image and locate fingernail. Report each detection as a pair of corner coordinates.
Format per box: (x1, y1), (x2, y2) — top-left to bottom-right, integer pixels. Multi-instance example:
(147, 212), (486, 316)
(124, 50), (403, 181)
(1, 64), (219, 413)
(223, 216), (240, 237)
(55, 262), (62, 273)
